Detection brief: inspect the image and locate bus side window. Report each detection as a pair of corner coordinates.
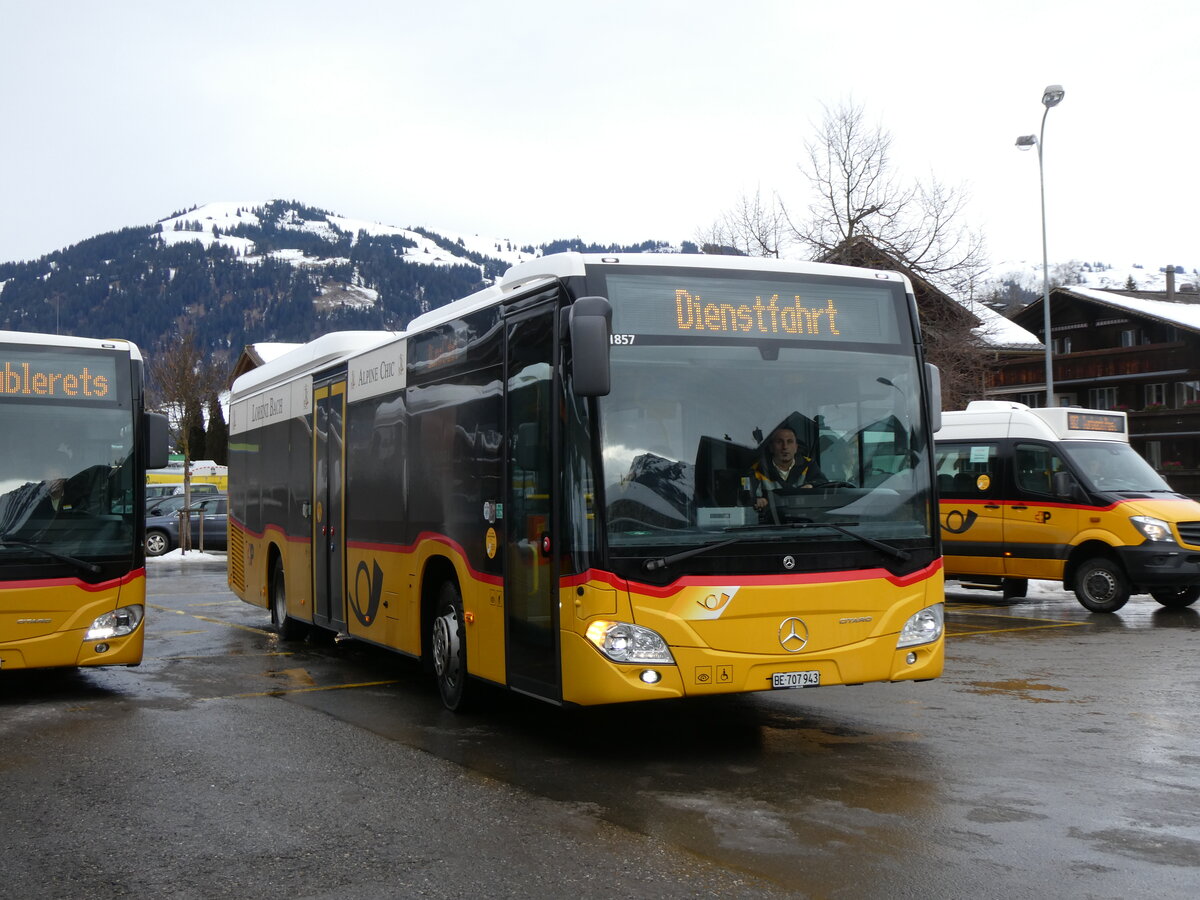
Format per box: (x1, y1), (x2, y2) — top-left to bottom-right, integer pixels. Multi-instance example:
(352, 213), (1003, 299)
(936, 445), (996, 498)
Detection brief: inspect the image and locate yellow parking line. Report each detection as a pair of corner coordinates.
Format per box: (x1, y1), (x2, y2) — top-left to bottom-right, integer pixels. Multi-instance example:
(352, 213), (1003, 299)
(148, 603), (268, 636)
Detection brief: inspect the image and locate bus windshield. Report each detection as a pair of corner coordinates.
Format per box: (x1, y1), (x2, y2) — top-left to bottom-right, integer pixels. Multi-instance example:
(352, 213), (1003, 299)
(0, 403), (137, 565)
(598, 341), (933, 555)
(1060, 441), (1175, 493)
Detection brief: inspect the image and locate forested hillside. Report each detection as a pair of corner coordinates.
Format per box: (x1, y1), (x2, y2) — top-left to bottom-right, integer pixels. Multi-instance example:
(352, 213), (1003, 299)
(0, 200), (674, 371)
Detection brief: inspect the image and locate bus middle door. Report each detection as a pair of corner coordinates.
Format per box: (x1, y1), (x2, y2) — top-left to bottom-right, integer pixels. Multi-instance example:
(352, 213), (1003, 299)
(503, 302), (562, 703)
(313, 377), (348, 633)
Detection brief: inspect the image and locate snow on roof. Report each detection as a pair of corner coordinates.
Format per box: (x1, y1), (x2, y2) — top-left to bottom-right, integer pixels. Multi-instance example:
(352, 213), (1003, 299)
(1064, 286), (1200, 332)
(958, 296), (1042, 351)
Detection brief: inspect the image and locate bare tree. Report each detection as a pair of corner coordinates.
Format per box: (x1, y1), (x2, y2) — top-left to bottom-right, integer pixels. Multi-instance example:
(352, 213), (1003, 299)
(783, 99), (988, 295)
(148, 330), (226, 550)
(697, 187), (789, 258)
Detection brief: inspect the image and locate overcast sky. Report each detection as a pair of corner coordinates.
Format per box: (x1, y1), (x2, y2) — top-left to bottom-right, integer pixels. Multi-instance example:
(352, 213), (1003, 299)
(2, 0), (1196, 274)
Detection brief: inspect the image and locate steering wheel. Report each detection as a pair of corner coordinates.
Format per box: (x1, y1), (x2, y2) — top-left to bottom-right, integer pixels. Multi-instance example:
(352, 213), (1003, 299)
(812, 481), (855, 489)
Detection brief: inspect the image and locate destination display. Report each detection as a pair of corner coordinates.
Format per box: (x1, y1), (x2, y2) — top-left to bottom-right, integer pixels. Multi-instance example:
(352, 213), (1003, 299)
(1067, 411), (1126, 434)
(601, 272), (904, 344)
(0, 350), (119, 401)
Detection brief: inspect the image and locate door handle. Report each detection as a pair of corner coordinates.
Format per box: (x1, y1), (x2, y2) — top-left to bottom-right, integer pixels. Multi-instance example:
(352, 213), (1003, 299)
(985, 504), (1001, 509)
(1012, 504), (1028, 511)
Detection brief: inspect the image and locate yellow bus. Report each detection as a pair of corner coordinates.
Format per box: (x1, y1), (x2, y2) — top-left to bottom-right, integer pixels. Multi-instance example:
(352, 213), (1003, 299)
(935, 401), (1200, 612)
(228, 253), (945, 709)
(0, 330), (169, 670)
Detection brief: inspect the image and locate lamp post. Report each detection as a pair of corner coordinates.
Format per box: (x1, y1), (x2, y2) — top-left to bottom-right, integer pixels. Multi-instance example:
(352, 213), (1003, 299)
(1016, 84), (1065, 408)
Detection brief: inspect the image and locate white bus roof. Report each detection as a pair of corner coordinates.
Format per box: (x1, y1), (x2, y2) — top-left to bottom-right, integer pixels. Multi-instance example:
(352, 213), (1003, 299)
(0, 329), (144, 361)
(230, 330), (394, 399)
(405, 252), (914, 335)
(935, 400), (1130, 443)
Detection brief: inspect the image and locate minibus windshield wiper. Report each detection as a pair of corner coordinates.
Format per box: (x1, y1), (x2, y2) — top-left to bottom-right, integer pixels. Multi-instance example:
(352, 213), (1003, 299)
(0, 534), (102, 574)
(780, 521), (911, 562)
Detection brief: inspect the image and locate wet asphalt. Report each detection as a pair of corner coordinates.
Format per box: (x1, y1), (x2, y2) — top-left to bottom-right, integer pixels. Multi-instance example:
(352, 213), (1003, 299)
(2, 557), (1198, 899)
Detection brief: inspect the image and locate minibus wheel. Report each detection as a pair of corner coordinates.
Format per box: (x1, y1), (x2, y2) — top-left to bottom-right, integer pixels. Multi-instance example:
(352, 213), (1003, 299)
(1150, 585), (1200, 608)
(1072, 558), (1131, 613)
(431, 581), (470, 711)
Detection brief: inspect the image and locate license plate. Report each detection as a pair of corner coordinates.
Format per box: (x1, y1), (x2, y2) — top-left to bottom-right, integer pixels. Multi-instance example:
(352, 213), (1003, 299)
(772, 669), (820, 689)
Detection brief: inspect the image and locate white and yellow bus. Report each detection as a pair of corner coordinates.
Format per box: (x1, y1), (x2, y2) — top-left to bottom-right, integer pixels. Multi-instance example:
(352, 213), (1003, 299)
(935, 401), (1200, 612)
(1, 330), (169, 670)
(228, 253), (945, 709)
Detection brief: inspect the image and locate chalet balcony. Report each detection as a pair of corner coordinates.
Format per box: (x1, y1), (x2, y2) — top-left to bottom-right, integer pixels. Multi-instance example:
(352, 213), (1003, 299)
(989, 342), (1194, 390)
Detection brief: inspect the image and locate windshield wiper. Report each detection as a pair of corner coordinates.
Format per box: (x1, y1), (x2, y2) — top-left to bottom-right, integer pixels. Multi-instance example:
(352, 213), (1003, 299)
(0, 534), (102, 575)
(644, 537), (743, 571)
(643, 520), (911, 571)
(780, 521), (910, 562)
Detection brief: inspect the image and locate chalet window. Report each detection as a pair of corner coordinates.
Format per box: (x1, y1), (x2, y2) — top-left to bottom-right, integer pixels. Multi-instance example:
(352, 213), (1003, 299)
(1018, 392), (1043, 408)
(1052, 336), (1072, 354)
(1177, 381), (1200, 407)
(1120, 329), (1137, 347)
(1089, 387), (1118, 409)
(1144, 384), (1167, 407)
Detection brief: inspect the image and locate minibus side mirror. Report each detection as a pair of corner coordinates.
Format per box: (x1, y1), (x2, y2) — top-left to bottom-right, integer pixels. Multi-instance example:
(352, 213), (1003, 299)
(1053, 470), (1086, 502)
(569, 296), (612, 397)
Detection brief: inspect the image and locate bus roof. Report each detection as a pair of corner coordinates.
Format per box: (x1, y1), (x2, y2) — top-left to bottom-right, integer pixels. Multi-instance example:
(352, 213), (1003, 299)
(230, 330), (394, 399)
(0, 329), (144, 361)
(935, 400), (1130, 443)
(405, 252), (913, 335)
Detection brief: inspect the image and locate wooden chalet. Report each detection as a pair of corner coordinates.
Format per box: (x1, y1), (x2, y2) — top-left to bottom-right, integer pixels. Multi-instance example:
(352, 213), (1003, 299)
(990, 275), (1200, 495)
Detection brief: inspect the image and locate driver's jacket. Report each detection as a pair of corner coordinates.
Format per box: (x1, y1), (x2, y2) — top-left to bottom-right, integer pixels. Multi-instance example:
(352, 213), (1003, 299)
(750, 456), (825, 501)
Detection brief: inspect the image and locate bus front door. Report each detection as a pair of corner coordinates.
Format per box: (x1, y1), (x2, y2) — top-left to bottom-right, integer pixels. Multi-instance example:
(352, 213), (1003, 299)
(313, 378), (348, 633)
(504, 304), (561, 702)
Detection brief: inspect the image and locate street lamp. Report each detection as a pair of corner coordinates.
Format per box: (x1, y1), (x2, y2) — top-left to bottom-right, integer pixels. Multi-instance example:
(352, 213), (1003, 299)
(1016, 84), (1065, 408)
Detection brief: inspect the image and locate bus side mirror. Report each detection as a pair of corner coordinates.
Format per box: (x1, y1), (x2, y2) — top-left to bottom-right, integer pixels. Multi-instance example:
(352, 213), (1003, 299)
(145, 412), (170, 470)
(925, 363), (942, 434)
(569, 296), (612, 397)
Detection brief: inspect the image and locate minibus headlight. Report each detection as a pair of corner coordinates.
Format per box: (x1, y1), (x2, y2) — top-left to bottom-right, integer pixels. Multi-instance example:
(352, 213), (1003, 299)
(85, 605), (144, 641)
(585, 620), (675, 664)
(1131, 516), (1174, 542)
(897, 604), (944, 648)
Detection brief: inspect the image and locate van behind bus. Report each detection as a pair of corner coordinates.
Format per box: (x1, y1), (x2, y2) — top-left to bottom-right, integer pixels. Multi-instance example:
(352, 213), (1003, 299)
(934, 401), (1200, 612)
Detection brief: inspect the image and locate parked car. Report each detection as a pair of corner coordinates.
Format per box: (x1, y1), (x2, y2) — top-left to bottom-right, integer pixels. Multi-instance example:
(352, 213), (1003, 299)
(145, 482), (221, 501)
(145, 494), (228, 556)
(145, 493), (192, 516)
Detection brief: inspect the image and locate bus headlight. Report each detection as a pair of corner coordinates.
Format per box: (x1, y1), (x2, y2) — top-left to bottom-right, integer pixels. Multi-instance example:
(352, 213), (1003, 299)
(897, 604), (943, 648)
(85, 605), (144, 641)
(1131, 515), (1173, 542)
(585, 620), (675, 664)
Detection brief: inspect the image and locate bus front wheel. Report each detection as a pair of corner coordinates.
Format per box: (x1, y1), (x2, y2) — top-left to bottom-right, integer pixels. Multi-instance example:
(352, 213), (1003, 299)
(1072, 558), (1131, 613)
(431, 581), (470, 711)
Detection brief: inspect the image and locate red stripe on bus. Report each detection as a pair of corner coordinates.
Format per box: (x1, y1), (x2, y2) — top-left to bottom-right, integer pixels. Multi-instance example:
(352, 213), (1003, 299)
(0, 568), (145, 592)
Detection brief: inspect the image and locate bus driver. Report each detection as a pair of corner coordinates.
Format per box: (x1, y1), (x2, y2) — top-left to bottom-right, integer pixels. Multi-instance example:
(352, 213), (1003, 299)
(752, 425), (825, 511)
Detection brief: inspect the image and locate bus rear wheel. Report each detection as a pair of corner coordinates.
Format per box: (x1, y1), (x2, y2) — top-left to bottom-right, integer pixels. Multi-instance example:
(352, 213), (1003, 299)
(1150, 585), (1200, 608)
(1072, 558), (1131, 613)
(431, 581), (470, 711)
(270, 559), (306, 640)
